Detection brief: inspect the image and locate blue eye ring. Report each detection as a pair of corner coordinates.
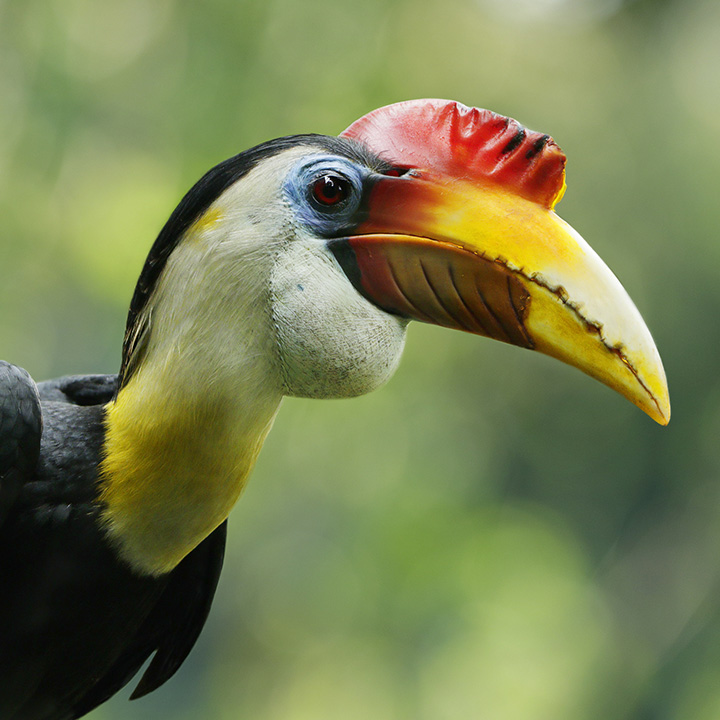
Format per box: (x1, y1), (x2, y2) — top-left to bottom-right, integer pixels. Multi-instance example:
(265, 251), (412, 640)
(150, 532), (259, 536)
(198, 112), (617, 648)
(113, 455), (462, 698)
(285, 155), (369, 236)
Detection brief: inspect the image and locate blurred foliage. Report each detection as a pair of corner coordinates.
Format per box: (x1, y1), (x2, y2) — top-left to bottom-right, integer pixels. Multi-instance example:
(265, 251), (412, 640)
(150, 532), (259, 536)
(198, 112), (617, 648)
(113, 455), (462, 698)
(1, 0), (719, 717)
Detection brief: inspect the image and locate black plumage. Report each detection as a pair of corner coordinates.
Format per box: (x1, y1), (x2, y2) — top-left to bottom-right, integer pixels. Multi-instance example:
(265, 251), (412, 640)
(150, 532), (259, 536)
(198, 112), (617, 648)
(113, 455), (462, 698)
(0, 367), (226, 719)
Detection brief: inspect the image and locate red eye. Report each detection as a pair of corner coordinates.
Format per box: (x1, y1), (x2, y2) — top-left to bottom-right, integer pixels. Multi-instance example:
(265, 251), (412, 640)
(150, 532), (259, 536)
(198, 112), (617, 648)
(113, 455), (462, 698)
(312, 173), (350, 206)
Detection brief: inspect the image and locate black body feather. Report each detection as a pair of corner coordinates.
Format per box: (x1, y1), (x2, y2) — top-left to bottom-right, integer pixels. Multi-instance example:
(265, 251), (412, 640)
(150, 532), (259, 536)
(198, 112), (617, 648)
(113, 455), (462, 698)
(0, 366), (226, 719)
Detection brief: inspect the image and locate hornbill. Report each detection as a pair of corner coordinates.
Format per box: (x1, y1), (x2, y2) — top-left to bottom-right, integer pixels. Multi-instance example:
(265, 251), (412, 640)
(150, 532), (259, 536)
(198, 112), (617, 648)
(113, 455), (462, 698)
(0, 99), (669, 719)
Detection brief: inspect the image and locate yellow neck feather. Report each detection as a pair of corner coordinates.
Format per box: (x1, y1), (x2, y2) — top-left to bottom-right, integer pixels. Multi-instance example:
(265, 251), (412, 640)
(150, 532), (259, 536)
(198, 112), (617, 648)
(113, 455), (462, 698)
(100, 369), (280, 575)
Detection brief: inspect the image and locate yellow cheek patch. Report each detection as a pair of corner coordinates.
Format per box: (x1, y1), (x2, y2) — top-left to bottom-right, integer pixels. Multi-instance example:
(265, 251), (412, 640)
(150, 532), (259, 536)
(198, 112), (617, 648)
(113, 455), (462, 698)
(188, 206), (224, 239)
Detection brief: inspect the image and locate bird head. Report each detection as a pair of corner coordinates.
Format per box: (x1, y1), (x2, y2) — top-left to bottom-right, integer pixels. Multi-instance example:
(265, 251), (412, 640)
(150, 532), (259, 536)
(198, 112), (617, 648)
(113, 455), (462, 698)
(120, 99), (669, 424)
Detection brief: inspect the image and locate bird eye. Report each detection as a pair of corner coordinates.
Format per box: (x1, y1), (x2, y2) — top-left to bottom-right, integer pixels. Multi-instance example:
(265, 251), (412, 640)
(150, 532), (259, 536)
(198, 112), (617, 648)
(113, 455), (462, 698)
(311, 173), (351, 207)
(287, 157), (365, 234)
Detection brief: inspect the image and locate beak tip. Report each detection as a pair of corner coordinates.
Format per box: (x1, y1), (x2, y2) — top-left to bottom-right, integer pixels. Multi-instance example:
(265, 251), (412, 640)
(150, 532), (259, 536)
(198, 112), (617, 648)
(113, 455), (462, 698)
(635, 370), (670, 426)
(647, 402), (671, 426)
(650, 392), (671, 426)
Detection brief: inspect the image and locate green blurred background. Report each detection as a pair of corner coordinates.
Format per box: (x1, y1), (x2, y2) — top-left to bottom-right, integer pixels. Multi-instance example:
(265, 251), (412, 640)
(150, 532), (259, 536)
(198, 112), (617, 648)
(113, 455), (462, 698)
(1, 0), (719, 717)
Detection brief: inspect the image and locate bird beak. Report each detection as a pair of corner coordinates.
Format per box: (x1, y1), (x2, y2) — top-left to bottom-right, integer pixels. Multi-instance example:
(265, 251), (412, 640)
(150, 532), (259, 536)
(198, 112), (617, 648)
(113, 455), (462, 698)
(334, 101), (670, 424)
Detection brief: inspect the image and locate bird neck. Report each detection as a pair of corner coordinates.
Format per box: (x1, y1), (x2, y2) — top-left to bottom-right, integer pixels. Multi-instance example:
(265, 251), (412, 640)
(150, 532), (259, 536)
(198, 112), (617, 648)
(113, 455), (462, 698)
(100, 349), (282, 576)
(98, 226), (284, 576)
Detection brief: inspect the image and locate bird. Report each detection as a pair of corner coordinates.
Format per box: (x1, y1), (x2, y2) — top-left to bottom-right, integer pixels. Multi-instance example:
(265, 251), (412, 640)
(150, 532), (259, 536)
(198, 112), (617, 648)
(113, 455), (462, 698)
(0, 99), (670, 719)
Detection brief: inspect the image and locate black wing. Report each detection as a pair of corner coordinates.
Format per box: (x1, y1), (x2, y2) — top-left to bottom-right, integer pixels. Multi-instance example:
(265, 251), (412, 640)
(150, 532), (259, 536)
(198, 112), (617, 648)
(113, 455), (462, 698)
(36, 373), (118, 406)
(131, 520), (227, 699)
(37, 372), (228, 706)
(69, 522), (228, 717)
(1, 370), (228, 719)
(0, 362), (42, 527)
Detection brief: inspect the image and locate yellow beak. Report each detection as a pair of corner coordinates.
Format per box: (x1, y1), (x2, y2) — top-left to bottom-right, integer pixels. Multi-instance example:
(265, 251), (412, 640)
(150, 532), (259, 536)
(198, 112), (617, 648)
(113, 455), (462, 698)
(333, 172), (670, 424)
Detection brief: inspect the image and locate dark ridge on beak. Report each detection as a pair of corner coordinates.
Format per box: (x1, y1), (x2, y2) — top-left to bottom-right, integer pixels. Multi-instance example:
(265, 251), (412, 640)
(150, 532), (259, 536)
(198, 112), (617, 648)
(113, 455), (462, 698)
(502, 128), (527, 155)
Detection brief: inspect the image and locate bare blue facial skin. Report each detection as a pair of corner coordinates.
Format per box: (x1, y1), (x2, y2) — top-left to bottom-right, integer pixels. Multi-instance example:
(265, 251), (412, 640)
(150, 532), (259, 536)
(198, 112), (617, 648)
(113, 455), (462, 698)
(283, 154), (373, 238)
